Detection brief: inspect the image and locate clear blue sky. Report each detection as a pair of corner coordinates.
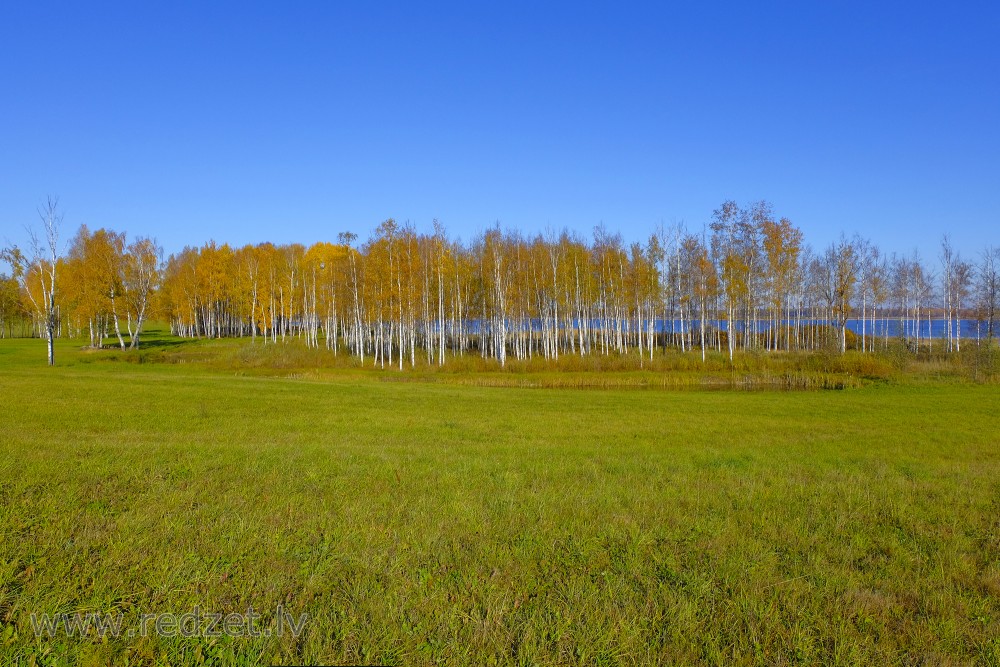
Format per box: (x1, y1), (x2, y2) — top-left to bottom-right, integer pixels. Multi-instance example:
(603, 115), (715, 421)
(1, 2), (997, 262)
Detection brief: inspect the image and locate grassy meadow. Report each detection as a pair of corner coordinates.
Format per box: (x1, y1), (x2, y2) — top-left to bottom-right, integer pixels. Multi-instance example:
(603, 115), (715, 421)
(0, 330), (998, 665)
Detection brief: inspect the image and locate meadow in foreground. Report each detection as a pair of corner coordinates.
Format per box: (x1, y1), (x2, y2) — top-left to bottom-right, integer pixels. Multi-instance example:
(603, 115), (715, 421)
(0, 333), (998, 665)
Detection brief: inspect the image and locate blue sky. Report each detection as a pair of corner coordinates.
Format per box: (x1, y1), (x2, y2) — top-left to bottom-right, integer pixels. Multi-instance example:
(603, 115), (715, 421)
(1, 2), (997, 262)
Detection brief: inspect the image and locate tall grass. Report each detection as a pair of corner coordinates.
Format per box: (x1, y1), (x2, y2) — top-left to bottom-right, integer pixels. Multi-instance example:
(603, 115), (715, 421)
(69, 323), (998, 388)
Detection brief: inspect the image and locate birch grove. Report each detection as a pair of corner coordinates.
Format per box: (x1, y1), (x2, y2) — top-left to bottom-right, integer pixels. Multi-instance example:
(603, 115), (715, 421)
(4, 201), (1000, 364)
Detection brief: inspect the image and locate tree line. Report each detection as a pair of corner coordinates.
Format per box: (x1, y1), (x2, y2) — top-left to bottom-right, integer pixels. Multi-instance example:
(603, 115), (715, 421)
(2, 199), (160, 364)
(3, 199), (999, 366)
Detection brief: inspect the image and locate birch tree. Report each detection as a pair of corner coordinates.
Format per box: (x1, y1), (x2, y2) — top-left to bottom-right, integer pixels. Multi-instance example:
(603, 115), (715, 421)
(2, 198), (62, 364)
(976, 246), (1000, 344)
(124, 237), (162, 349)
(762, 217), (802, 351)
(821, 236), (860, 354)
(710, 201), (742, 360)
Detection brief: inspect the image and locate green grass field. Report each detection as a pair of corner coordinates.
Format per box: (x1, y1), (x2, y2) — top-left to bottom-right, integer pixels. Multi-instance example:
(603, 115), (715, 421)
(1, 332), (998, 665)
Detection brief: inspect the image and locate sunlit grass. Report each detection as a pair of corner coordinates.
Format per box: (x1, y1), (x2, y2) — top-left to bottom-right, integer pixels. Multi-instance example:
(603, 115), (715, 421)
(0, 331), (998, 664)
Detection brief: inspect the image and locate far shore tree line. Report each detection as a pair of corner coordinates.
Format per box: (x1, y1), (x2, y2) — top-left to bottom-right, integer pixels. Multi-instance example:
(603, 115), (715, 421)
(2, 199), (999, 367)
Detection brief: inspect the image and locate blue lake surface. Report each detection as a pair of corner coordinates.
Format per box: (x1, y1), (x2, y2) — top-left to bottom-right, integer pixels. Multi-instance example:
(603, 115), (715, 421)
(659, 318), (987, 339)
(462, 318), (991, 340)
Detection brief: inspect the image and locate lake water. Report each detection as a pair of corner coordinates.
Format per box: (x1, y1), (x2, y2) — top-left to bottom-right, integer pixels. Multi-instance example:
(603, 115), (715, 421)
(657, 318), (988, 339)
(464, 318), (991, 340)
